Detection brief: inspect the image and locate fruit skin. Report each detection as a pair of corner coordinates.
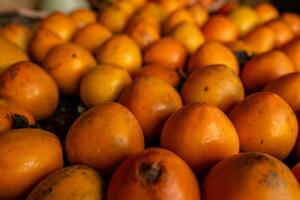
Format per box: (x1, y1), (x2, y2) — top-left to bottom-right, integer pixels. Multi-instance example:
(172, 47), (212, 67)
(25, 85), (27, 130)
(188, 41), (239, 74)
(292, 163), (300, 184)
(156, 0), (187, 18)
(281, 12), (300, 36)
(203, 152), (300, 200)
(162, 9), (194, 34)
(229, 92), (298, 160)
(264, 73), (300, 112)
(0, 98), (35, 132)
(266, 19), (294, 48)
(0, 128), (63, 200)
(241, 50), (295, 91)
(27, 165), (104, 200)
(80, 64), (132, 107)
(119, 76), (182, 141)
(143, 37), (188, 70)
(43, 43), (97, 95)
(182, 65), (244, 113)
(187, 4), (208, 27)
(255, 2), (279, 25)
(0, 37), (29, 74)
(69, 8), (97, 28)
(0, 61), (59, 120)
(107, 147), (201, 200)
(201, 15), (239, 43)
(161, 102), (239, 173)
(281, 38), (300, 72)
(66, 102), (144, 174)
(96, 35), (142, 74)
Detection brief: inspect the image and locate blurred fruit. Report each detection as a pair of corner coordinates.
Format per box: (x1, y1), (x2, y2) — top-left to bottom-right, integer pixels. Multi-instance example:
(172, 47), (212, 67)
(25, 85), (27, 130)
(229, 92), (298, 160)
(293, 163), (300, 183)
(72, 23), (112, 53)
(69, 8), (97, 28)
(135, 2), (164, 22)
(266, 19), (294, 48)
(29, 29), (65, 63)
(0, 37), (29, 74)
(170, 22), (205, 54)
(202, 15), (239, 43)
(96, 35), (142, 74)
(182, 65), (244, 113)
(255, 2), (279, 25)
(0, 61), (59, 120)
(43, 43), (97, 95)
(281, 38), (300, 72)
(80, 65), (132, 107)
(226, 40), (253, 55)
(264, 73), (300, 112)
(66, 102), (144, 174)
(39, 12), (77, 41)
(216, 2), (238, 15)
(143, 37), (188, 69)
(281, 12), (300, 36)
(187, 3), (208, 27)
(243, 25), (276, 54)
(133, 64), (181, 87)
(0, 23), (32, 50)
(0, 128), (63, 199)
(27, 165), (104, 200)
(188, 41), (239, 74)
(161, 102), (239, 172)
(0, 98), (35, 133)
(228, 6), (258, 36)
(203, 152), (300, 200)
(156, 0), (187, 18)
(162, 9), (194, 34)
(114, 0), (136, 17)
(107, 148), (201, 200)
(119, 76), (182, 140)
(241, 50), (295, 91)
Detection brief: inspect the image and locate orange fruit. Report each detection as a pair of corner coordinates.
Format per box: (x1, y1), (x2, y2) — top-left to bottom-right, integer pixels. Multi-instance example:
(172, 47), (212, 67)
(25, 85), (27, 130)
(135, 2), (164, 23)
(187, 3), (208, 27)
(229, 92), (298, 160)
(188, 41), (239, 74)
(107, 148), (201, 200)
(255, 2), (279, 25)
(266, 19), (294, 47)
(281, 38), (300, 72)
(241, 50), (295, 91)
(0, 128), (63, 199)
(226, 40), (253, 55)
(69, 8), (97, 28)
(143, 37), (188, 70)
(80, 64), (132, 107)
(203, 152), (300, 200)
(156, 0), (187, 18)
(66, 102), (144, 174)
(43, 43), (97, 95)
(0, 61), (59, 120)
(292, 163), (300, 183)
(119, 76), (182, 140)
(182, 65), (244, 113)
(162, 9), (194, 34)
(202, 15), (239, 43)
(161, 102), (239, 173)
(281, 12), (300, 36)
(96, 35), (142, 74)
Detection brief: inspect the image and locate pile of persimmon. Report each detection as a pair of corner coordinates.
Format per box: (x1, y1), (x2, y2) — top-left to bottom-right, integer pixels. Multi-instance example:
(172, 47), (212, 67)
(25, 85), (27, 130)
(1, 0), (300, 199)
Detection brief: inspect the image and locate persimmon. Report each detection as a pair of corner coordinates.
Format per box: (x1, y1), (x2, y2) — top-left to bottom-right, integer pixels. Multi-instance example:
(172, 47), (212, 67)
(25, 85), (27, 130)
(156, 0), (187, 18)
(66, 102), (144, 174)
(241, 50), (295, 91)
(119, 76), (182, 140)
(188, 41), (239, 74)
(107, 148), (201, 200)
(229, 92), (298, 160)
(69, 8), (97, 28)
(187, 3), (208, 27)
(0, 128), (63, 199)
(162, 9), (194, 34)
(135, 2), (164, 23)
(281, 38), (300, 72)
(281, 12), (300, 36)
(255, 2), (279, 25)
(226, 40), (253, 55)
(0, 61), (59, 120)
(203, 152), (300, 200)
(292, 163), (300, 183)
(43, 43), (97, 95)
(143, 37), (188, 70)
(266, 19), (294, 48)
(182, 65), (244, 113)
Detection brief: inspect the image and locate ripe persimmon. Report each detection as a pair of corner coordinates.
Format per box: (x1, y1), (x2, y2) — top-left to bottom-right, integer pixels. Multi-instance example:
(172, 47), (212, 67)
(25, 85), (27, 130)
(162, 9), (194, 34)
(266, 19), (294, 48)
(187, 3), (208, 27)
(281, 12), (300, 36)
(281, 38), (300, 72)
(69, 8), (97, 28)
(255, 2), (279, 25)
(292, 163), (300, 183)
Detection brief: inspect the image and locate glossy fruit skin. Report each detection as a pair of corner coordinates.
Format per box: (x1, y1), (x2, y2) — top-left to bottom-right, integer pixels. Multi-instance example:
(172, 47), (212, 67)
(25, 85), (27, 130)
(281, 38), (300, 72)
(119, 76), (182, 140)
(43, 43), (97, 95)
(266, 19), (294, 48)
(69, 8), (97, 28)
(241, 50), (295, 91)
(27, 165), (104, 200)
(0, 98), (35, 132)
(292, 163), (300, 183)
(187, 4), (208, 27)
(0, 61), (59, 120)
(143, 37), (188, 70)
(66, 102), (144, 174)
(156, 0), (187, 18)
(264, 73), (300, 112)
(182, 65), (244, 113)
(80, 65), (132, 107)
(161, 102), (239, 173)
(107, 148), (201, 200)
(0, 128), (63, 200)
(203, 152), (300, 200)
(162, 9), (194, 34)
(72, 23), (112, 53)
(96, 35), (142, 74)
(281, 12), (300, 36)
(202, 15), (239, 43)
(255, 2), (279, 25)
(229, 92), (298, 160)
(188, 41), (239, 74)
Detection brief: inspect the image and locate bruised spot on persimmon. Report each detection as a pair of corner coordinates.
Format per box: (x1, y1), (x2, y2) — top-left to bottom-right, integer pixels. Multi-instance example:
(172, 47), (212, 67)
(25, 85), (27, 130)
(139, 162), (162, 185)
